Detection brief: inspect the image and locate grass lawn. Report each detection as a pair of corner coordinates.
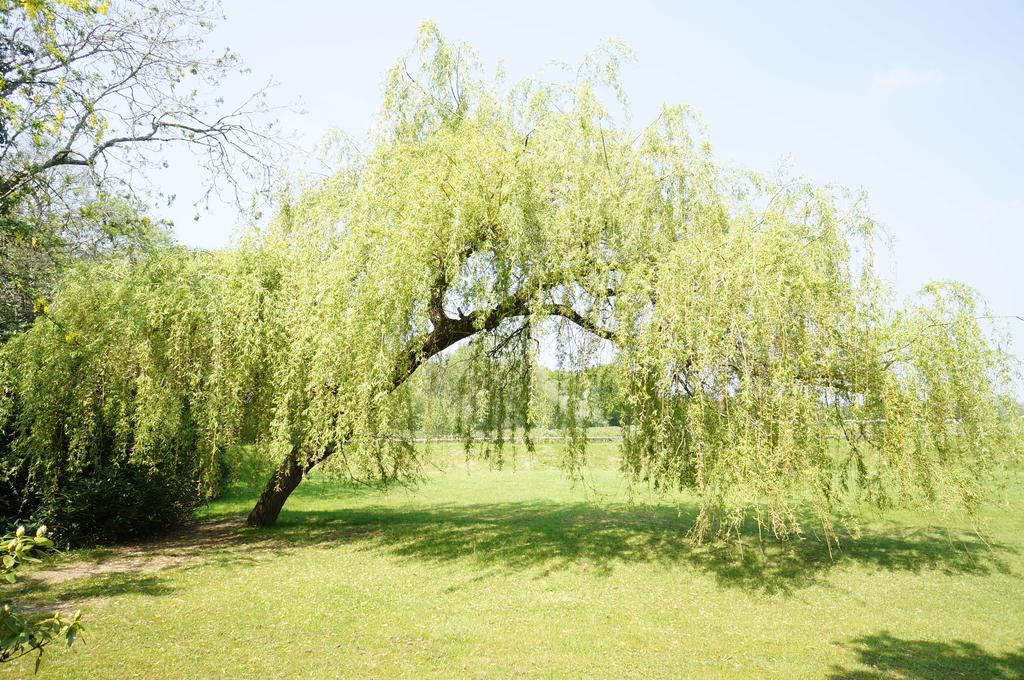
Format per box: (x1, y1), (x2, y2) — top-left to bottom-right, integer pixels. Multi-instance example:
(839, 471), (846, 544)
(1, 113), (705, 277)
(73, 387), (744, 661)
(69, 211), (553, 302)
(4, 442), (1023, 678)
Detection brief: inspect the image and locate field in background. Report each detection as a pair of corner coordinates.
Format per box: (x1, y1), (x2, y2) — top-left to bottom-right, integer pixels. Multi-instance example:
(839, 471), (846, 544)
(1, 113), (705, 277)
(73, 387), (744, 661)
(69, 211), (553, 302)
(4, 440), (1023, 678)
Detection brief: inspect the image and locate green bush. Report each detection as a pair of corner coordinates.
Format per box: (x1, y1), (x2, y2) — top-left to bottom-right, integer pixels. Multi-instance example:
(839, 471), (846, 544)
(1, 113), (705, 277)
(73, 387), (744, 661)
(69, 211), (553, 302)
(0, 253), (231, 545)
(0, 435), (214, 546)
(0, 377), (218, 546)
(28, 460), (208, 546)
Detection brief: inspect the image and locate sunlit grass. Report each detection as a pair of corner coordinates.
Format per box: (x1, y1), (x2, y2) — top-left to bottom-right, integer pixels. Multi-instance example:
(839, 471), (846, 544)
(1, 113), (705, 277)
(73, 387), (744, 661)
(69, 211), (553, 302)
(4, 443), (1022, 679)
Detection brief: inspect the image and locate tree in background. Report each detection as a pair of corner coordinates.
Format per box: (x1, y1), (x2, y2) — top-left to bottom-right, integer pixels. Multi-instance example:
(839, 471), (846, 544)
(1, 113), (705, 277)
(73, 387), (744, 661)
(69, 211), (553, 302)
(0, 0), (275, 336)
(401, 354), (619, 438)
(1, 24), (1019, 544)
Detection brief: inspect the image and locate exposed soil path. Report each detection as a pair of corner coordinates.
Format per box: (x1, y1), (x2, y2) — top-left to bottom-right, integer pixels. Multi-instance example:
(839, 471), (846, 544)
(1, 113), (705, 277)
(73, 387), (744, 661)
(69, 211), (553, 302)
(27, 517), (248, 587)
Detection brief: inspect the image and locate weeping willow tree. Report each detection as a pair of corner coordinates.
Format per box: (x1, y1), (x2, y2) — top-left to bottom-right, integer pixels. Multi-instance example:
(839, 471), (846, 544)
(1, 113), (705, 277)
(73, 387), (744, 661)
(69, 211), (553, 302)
(0, 24), (1019, 541)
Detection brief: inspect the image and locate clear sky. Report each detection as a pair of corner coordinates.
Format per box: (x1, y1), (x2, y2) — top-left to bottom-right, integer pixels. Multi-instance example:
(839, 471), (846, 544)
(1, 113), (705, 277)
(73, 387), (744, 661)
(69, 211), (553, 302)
(155, 0), (1023, 362)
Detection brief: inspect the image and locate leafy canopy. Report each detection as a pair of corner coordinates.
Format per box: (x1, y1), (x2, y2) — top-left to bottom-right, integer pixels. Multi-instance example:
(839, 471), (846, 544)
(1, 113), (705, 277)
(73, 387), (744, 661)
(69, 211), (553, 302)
(1, 23), (1019, 541)
(0, 0), (274, 337)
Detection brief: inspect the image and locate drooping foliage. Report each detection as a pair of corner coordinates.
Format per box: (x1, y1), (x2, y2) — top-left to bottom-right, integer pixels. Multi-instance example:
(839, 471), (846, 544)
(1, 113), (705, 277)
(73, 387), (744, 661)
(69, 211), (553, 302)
(0, 23), (1019, 542)
(0, 251), (230, 540)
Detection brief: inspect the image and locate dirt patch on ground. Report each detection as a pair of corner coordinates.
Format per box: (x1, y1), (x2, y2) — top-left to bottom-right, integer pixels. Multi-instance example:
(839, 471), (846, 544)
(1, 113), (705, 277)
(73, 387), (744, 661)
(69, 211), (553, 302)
(27, 517), (248, 586)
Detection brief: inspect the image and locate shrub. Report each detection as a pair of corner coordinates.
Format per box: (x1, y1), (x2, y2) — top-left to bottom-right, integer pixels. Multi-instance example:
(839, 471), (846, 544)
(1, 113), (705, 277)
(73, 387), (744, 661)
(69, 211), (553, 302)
(1, 525), (83, 671)
(0, 252), (229, 545)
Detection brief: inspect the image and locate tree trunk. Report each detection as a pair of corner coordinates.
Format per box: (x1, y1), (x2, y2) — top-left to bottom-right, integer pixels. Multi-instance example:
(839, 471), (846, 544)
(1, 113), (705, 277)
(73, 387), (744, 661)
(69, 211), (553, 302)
(246, 450), (306, 527)
(242, 290), (586, 528)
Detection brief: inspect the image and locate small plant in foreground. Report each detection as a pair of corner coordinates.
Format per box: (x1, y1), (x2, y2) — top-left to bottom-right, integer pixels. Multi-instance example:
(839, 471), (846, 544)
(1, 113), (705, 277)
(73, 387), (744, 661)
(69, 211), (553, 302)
(1, 525), (83, 672)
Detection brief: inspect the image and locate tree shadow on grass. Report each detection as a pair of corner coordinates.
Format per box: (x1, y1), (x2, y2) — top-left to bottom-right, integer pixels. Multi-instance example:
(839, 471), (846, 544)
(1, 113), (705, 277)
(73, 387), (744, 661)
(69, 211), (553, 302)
(258, 499), (1016, 595)
(829, 632), (1024, 679)
(15, 490), (1017, 601)
(11, 572), (176, 615)
(52, 572), (175, 601)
